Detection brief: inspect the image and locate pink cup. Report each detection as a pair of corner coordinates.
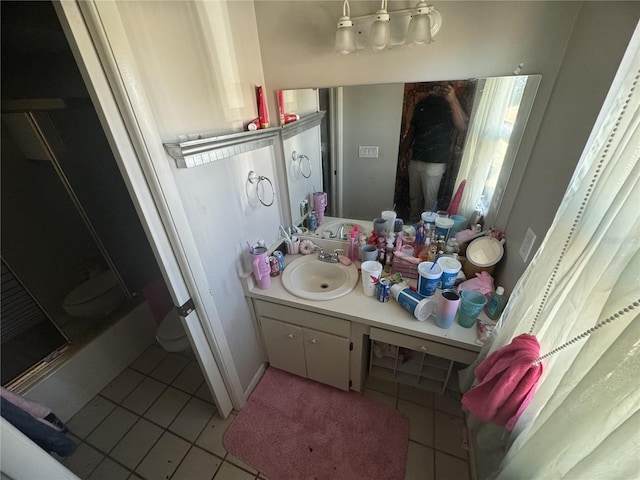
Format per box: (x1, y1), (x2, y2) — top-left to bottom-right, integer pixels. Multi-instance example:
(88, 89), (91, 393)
(251, 247), (271, 289)
(313, 192), (327, 224)
(435, 290), (460, 329)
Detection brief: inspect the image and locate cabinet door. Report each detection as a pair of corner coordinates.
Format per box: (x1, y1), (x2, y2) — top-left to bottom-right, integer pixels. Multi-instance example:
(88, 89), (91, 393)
(260, 317), (307, 378)
(303, 328), (350, 391)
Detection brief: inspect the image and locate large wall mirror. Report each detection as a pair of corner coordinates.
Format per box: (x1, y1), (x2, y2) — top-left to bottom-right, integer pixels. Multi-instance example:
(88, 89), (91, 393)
(283, 74), (541, 229)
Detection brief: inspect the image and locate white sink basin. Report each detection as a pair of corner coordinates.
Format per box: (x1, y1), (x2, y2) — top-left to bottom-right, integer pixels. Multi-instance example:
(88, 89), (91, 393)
(281, 255), (359, 301)
(316, 220), (370, 240)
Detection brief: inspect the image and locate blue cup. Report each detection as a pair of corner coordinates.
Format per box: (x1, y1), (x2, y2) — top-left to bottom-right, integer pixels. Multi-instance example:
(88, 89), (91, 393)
(417, 262), (442, 297)
(458, 290), (488, 328)
(439, 257), (462, 290)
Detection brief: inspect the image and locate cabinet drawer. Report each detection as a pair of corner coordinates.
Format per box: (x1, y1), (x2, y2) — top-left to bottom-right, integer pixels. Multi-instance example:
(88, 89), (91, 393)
(254, 300), (350, 337)
(370, 327), (477, 364)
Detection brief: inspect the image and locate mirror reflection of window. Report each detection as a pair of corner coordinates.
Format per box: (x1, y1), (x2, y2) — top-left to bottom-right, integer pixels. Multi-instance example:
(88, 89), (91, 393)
(455, 76), (529, 223)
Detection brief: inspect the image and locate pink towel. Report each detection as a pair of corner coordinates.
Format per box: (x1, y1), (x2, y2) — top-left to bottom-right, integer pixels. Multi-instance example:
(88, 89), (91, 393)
(461, 334), (543, 431)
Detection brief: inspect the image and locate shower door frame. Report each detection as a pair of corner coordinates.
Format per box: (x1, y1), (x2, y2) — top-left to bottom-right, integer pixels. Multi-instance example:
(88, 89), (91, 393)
(53, 0), (239, 416)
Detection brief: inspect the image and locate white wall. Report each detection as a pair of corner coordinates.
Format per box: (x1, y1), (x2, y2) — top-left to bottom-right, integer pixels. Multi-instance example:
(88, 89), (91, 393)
(256, 0), (639, 291)
(111, 0), (276, 392)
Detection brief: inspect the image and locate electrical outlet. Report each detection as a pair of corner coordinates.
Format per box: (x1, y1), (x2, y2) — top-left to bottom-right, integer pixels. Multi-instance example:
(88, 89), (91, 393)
(358, 146), (379, 158)
(519, 227), (537, 262)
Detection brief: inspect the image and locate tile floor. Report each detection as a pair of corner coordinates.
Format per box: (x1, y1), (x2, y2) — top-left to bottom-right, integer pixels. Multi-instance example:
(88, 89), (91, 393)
(58, 345), (470, 480)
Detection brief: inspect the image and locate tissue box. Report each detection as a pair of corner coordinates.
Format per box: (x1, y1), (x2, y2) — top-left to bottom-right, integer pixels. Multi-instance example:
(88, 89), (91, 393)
(391, 256), (419, 279)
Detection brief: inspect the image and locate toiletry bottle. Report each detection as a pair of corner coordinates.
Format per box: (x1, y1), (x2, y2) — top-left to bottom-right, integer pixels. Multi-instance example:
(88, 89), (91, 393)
(348, 230), (358, 261)
(486, 286), (507, 320)
(395, 230), (403, 252)
(384, 239), (394, 273)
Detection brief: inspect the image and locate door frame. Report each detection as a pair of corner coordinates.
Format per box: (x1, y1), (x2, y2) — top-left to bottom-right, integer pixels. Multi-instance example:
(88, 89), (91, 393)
(54, 0), (244, 415)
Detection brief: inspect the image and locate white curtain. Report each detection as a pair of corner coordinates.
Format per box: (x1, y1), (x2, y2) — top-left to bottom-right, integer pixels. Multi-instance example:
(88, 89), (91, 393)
(463, 26), (640, 480)
(454, 77), (515, 221)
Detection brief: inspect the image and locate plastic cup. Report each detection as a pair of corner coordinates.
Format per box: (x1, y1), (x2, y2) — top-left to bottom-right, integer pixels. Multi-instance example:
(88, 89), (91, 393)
(435, 217), (455, 239)
(361, 261), (383, 297)
(458, 290), (488, 328)
(391, 284), (435, 321)
(449, 215), (467, 235)
(435, 290), (461, 329)
(360, 244), (378, 262)
(417, 261), (443, 297)
(381, 210), (397, 233)
(421, 211), (438, 228)
(373, 218), (387, 233)
(439, 256), (462, 290)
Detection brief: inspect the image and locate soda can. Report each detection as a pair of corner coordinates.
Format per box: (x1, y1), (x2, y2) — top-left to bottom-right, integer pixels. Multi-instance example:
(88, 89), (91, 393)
(269, 256), (280, 277)
(376, 278), (391, 303)
(273, 250), (285, 271)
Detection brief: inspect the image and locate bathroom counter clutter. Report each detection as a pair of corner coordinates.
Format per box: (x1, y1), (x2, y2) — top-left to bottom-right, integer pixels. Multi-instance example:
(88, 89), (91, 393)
(246, 255), (482, 353)
(245, 253), (487, 393)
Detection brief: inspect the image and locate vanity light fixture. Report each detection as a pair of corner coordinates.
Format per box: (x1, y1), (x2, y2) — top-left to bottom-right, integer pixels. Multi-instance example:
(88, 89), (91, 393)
(369, 0), (391, 52)
(334, 0), (356, 55)
(333, 0), (442, 54)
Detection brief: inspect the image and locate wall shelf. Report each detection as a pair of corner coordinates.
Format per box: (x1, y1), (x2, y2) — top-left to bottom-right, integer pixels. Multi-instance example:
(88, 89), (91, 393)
(163, 111), (325, 169)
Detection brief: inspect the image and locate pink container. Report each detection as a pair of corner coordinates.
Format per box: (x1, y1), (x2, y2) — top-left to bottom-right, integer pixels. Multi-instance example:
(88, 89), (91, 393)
(313, 192), (327, 224)
(435, 290), (461, 329)
(251, 247), (271, 289)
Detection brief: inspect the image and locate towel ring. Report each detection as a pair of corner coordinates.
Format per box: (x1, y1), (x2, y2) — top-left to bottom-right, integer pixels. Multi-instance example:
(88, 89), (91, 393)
(292, 151), (312, 179)
(247, 171), (275, 207)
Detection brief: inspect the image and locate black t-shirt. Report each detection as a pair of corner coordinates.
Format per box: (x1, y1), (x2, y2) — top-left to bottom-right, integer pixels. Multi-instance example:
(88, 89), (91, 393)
(410, 95), (454, 164)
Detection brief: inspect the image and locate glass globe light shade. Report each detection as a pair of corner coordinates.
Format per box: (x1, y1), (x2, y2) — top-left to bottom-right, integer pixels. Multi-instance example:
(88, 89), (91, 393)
(369, 15), (391, 51)
(334, 23), (356, 55)
(405, 10), (433, 46)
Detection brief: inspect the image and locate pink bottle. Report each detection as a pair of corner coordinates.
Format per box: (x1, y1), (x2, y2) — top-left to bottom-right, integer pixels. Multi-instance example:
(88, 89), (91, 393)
(313, 192), (327, 224)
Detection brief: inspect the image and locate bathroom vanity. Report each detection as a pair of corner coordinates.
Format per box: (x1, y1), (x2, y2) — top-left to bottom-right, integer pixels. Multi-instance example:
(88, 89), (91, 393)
(245, 254), (482, 394)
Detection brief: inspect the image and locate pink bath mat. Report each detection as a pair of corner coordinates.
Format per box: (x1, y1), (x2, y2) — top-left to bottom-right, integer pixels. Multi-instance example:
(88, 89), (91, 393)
(223, 368), (410, 480)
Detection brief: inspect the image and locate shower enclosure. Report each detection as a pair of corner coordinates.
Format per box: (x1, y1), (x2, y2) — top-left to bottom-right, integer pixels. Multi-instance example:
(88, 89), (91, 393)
(1, 1), (161, 385)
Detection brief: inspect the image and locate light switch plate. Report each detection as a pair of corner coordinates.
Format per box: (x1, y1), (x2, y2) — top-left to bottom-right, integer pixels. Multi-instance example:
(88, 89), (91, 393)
(519, 227), (537, 262)
(358, 146), (379, 158)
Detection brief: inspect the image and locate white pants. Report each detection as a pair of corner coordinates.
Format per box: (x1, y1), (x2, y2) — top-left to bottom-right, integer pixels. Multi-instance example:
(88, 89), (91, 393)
(408, 161), (446, 222)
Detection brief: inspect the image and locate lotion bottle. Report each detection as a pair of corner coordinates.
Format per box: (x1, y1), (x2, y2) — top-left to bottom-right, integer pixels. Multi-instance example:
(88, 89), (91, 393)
(486, 286), (507, 320)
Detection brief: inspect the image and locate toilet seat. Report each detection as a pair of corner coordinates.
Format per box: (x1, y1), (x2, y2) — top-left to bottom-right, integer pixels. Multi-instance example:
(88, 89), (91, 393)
(156, 310), (191, 352)
(62, 270), (124, 317)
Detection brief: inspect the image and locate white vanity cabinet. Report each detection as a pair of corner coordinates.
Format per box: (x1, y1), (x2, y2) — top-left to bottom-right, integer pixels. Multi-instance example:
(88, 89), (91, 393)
(254, 299), (351, 391)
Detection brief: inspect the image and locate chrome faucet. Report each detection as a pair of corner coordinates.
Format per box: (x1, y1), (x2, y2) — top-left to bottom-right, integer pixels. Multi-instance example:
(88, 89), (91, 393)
(316, 248), (340, 263)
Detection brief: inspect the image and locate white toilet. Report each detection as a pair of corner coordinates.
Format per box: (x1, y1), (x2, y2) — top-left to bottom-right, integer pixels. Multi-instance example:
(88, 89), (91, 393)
(156, 310), (191, 352)
(62, 270), (125, 318)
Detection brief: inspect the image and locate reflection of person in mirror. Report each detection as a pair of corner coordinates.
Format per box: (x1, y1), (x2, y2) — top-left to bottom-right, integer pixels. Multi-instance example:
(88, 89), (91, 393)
(399, 83), (468, 222)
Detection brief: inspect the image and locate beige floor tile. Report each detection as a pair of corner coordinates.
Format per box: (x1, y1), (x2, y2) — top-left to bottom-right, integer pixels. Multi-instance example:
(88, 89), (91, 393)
(64, 442), (104, 479)
(435, 452), (470, 480)
(135, 431), (190, 480)
(101, 369), (145, 403)
(195, 413), (236, 458)
(121, 377), (167, 415)
(195, 382), (215, 404)
(67, 396), (117, 439)
(226, 452), (258, 475)
(172, 360), (205, 394)
(405, 442), (435, 480)
(399, 384), (434, 408)
(172, 446), (222, 480)
(87, 457), (130, 480)
(213, 461), (255, 480)
(143, 386), (190, 428)
(129, 345), (167, 375)
(434, 411), (468, 459)
(110, 418), (163, 470)
(434, 392), (463, 417)
(169, 397), (216, 442)
(149, 353), (190, 384)
(364, 388), (397, 409)
(365, 375), (399, 396)
(86, 407), (138, 453)
(398, 400), (434, 447)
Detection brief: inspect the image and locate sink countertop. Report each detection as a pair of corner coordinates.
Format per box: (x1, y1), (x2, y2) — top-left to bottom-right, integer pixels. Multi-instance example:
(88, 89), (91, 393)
(245, 254), (485, 353)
